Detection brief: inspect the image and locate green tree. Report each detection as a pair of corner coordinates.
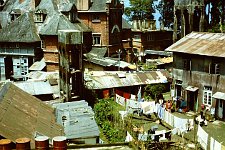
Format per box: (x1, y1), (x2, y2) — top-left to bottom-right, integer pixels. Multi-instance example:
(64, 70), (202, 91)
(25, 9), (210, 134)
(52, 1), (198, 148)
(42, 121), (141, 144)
(93, 98), (125, 143)
(124, 0), (155, 21)
(156, 0), (174, 28)
(144, 84), (166, 100)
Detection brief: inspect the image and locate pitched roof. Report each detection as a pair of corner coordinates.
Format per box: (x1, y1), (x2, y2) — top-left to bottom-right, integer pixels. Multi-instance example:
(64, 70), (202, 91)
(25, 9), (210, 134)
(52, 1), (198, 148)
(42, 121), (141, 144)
(39, 13), (77, 35)
(122, 18), (132, 29)
(0, 12), (40, 42)
(58, 2), (74, 12)
(0, 12), (10, 28)
(89, 0), (108, 11)
(166, 32), (225, 58)
(84, 70), (170, 89)
(85, 47), (108, 58)
(35, 0), (58, 15)
(39, 13), (90, 35)
(0, 82), (63, 147)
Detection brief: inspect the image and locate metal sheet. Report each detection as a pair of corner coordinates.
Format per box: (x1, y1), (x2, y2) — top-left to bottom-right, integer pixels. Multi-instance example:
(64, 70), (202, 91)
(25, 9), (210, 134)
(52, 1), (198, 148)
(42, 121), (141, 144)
(85, 70), (171, 89)
(212, 92), (225, 100)
(166, 32), (225, 58)
(0, 82), (63, 147)
(186, 86), (198, 92)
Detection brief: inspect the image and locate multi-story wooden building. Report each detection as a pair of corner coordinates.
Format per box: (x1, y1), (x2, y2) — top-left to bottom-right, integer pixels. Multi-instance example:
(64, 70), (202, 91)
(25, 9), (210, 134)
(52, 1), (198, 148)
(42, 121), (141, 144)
(0, 0), (92, 76)
(0, 13), (42, 81)
(166, 32), (225, 120)
(76, 0), (124, 56)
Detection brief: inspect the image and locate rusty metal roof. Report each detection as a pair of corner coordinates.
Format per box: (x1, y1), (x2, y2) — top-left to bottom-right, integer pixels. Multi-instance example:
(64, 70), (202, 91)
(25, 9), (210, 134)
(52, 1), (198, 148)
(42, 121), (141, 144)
(84, 70), (171, 89)
(0, 82), (64, 147)
(166, 32), (225, 58)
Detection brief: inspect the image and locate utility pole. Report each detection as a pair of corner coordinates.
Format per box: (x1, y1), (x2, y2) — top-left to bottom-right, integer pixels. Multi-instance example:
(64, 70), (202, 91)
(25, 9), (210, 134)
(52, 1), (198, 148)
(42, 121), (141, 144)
(117, 49), (122, 71)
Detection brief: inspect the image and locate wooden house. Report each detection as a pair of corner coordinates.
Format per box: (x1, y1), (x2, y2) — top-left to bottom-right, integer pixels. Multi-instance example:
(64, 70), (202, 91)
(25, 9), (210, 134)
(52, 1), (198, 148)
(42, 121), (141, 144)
(166, 32), (225, 120)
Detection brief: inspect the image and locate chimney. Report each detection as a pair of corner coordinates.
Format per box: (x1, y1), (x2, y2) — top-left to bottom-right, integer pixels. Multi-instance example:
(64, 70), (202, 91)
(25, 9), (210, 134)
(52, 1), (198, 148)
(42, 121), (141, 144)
(15, 138), (31, 150)
(0, 139), (12, 150)
(53, 136), (67, 150)
(35, 136), (49, 150)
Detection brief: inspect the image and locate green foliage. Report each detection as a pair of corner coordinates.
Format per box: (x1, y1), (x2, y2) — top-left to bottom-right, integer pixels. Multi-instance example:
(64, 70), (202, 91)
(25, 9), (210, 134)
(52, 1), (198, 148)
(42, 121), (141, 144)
(155, 0), (174, 28)
(94, 98), (125, 143)
(144, 84), (166, 100)
(124, 0), (155, 21)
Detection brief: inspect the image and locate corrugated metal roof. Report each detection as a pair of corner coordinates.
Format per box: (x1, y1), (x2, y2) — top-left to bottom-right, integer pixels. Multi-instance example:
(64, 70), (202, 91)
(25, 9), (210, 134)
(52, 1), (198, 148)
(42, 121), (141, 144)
(14, 81), (53, 95)
(27, 71), (59, 81)
(0, 82), (64, 148)
(29, 58), (46, 71)
(53, 100), (99, 139)
(166, 32), (225, 58)
(145, 50), (172, 57)
(85, 47), (107, 58)
(0, 12), (41, 42)
(84, 70), (170, 89)
(212, 92), (225, 100)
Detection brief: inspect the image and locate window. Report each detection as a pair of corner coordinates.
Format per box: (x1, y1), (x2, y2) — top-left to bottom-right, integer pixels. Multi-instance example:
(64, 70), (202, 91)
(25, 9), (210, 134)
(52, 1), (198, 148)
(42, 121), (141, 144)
(203, 86), (212, 105)
(134, 35), (141, 40)
(147, 34), (153, 41)
(11, 13), (20, 21)
(183, 59), (191, 70)
(41, 40), (45, 49)
(93, 34), (101, 45)
(92, 14), (100, 23)
(35, 13), (43, 22)
(210, 63), (220, 74)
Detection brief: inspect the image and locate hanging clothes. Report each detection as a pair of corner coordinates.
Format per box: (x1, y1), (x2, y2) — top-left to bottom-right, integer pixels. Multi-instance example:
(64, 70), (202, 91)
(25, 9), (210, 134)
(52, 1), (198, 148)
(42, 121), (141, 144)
(197, 125), (208, 150)
(210, 137), (221, 150)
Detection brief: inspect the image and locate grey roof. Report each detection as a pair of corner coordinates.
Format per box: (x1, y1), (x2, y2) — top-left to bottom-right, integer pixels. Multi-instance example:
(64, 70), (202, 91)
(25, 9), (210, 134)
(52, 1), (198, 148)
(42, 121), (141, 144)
(122, 18), (132, 29)
(14, 81), (53, 95)
(85, 47), (108, 58)
(59, 2), (74, 12)
(53, 100), (99, 139)
(39, 13), (90, 35)
(27, 71), (59, 81)
(0, 12), (40, 42)
(3, 0), (35, 12)
(0, 82), (63, 147)
(0, 12), (10, 28)
(29, 58), (46, 71)
(84, 70), (170, 89)
(39, 13), (77, 35)
(145, 50), (172, 57)
(166, 32), (225, 58)
(89, 0), (108, 11)
(84, 47), (135, 68)
(213, 92), (225, 100)
(35, 0), (58, 16)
